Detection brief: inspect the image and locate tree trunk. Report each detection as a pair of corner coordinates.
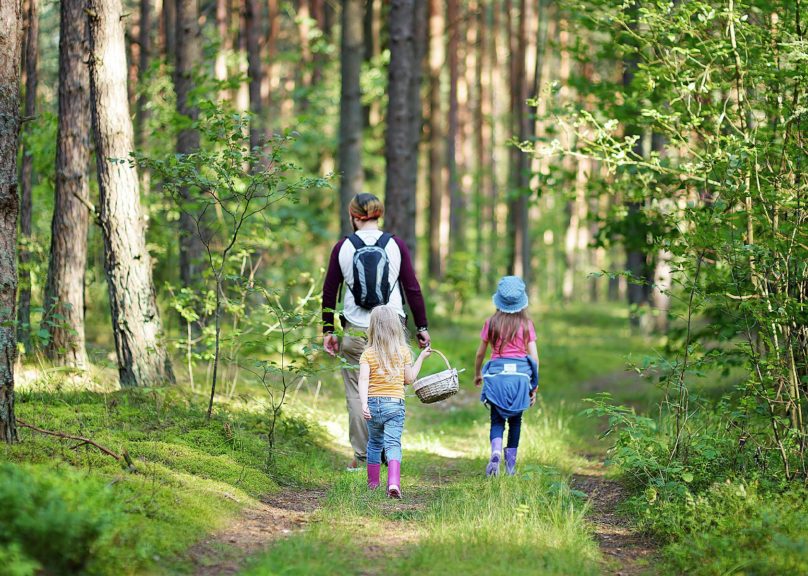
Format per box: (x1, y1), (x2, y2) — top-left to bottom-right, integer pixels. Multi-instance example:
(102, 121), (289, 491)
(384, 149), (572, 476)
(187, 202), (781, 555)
(17, 0), (38, 352)
(486, 0), (500, 291)
(87, 0), (175, 387)
(264, 0), (279, 116)
(506, 0), (530, 283)
(215, 0), (231, 98)
(0, 0), (22, 443)
(383, 0), (421, 254)
(162, 0), (176, 62)
(135, 0), (151, 152)
(42, 0), (91, 369)
(175, 0), (205, 288)
(446, 0), (463, 251)
(427, 0), (444, 278)
(339, 0), (365, 236)
(473, 0), (485, 288)
(246, 0), (263, 151)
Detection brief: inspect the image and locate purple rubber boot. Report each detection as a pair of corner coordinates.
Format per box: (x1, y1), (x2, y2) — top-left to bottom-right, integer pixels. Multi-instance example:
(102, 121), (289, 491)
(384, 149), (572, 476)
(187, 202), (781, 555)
(504, 448), (518, 476)
(486, 437), (503, 477)
(367, 463), (381, 489)
(387, 460), (402, 499)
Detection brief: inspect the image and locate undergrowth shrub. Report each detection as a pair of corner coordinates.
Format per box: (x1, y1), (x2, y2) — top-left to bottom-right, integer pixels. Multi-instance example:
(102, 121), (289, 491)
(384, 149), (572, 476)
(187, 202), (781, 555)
(0, 463), (121, 575)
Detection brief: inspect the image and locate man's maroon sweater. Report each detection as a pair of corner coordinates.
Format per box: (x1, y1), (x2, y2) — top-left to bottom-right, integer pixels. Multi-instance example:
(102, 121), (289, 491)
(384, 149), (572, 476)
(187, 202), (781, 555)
(322, 236), (428, 334)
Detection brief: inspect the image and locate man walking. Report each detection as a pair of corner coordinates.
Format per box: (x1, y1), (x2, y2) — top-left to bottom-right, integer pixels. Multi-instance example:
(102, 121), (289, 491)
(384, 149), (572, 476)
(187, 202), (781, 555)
(322, 193), (430, 470)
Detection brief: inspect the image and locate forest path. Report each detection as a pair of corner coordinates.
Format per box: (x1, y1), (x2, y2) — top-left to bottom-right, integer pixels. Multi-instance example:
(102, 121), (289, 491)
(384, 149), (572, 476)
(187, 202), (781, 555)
(572, 459), (656, 575)
(572, 369), (658, 575)
(188, 488), (325, 575)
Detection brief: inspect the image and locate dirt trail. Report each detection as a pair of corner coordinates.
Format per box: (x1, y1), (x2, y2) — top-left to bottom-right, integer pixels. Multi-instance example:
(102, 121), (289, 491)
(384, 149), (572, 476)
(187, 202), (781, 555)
(573, 368), (658, 575)
(572, 459), (656, 575)
(188, 488), (325, 576)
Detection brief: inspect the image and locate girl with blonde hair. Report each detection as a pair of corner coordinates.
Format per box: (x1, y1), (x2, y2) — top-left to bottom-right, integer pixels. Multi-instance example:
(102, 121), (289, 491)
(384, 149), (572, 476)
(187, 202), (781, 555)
(359, 305), (431, 498)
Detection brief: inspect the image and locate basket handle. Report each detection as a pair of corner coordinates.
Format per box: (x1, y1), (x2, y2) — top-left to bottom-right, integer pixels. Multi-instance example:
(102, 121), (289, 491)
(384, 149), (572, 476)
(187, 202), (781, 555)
(426, 348), (452, 371)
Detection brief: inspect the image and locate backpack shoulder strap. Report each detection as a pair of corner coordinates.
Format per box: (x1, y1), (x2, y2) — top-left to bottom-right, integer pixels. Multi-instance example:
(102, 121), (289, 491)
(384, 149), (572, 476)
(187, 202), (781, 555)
(346, 233), (365, 250)
(376, 232), (393, 249)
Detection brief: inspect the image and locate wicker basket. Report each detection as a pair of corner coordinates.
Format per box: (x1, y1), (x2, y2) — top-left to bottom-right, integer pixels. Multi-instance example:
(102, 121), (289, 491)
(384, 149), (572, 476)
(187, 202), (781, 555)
(412, 349), (460, 404)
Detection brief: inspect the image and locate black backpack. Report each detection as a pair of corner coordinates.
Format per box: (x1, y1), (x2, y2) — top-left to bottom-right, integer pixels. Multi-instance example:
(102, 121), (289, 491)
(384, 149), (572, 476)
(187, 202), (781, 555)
(347, 232), (395, 310)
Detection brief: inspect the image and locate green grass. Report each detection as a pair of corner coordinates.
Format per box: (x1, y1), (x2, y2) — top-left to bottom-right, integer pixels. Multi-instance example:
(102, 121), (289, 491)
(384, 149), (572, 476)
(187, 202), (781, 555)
(1, 384), (341, 574)
(1, 300), (656, 575)
(243, 301), (650, 575)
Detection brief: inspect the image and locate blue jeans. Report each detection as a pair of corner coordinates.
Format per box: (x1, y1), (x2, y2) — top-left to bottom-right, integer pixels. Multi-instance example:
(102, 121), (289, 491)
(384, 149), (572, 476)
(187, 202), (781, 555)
(366, 397), (405, 464)
(490, 403), (523, 448)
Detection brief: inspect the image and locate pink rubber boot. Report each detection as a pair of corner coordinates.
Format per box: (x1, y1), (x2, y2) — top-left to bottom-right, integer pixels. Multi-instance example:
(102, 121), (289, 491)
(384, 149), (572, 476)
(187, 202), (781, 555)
(367, 463), (381, 489)
(387, 460), (401, 499)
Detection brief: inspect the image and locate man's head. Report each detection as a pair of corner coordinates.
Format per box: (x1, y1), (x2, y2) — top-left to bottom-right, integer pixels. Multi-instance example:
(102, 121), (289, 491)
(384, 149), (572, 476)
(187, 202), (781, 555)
(349, 193), (384, 230)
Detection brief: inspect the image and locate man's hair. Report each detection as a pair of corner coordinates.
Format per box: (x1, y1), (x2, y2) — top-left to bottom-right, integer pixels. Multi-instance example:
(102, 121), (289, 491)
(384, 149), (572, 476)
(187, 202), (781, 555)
(349, 193), (384, 221)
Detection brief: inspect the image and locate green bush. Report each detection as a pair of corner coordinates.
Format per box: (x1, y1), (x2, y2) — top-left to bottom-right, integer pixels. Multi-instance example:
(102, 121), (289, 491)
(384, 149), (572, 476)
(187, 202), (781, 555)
(0, 463), (122, 574)
(632, 481), (808, 575)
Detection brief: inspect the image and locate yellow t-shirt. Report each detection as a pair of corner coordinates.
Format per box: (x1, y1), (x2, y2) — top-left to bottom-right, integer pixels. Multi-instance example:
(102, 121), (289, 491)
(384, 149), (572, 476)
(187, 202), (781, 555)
(360, 345), (413, 399)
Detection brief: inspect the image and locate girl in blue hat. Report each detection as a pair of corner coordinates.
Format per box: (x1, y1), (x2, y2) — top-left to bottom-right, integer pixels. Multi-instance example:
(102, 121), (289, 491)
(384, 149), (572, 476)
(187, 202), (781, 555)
(473, 276), (539, 476)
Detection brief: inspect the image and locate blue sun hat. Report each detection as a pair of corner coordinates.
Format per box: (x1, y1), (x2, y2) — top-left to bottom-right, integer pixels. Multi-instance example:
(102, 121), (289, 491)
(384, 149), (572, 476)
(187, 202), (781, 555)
(493, 276), (528, 313)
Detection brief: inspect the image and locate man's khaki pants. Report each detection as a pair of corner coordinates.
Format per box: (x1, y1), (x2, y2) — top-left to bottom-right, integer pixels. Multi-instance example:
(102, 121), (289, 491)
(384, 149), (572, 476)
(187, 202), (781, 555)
(340, 323), (368, 463)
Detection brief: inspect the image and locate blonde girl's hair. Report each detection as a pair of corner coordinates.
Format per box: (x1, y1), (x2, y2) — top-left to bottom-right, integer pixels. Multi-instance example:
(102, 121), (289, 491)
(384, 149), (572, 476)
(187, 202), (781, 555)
(367, 305), (407, 377)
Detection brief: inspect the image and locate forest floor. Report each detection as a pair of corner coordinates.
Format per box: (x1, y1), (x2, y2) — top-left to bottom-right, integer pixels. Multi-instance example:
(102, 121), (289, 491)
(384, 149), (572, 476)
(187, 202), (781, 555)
(180, 306), (660, 576)
(3, 302), (661, 576)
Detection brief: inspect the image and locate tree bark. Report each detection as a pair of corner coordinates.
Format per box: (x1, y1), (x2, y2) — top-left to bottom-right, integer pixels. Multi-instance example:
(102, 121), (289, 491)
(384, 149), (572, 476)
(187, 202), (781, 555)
(17, 0), (38, 352)
(383, 0), (422, 254)
(175, 0), (205, 288)
(0, 0), (22, 442)
(87, 0), (175, 387)
(42, 0), (91, 369)
(506, 0), (530, 283)
(135, 0), (151, 152)
(427, 0), (444, 278)
(246, 0), (263, 151)
(161, 0), (176, 62)
(446, 0), (463, 252)
(339, 0), (365, 236)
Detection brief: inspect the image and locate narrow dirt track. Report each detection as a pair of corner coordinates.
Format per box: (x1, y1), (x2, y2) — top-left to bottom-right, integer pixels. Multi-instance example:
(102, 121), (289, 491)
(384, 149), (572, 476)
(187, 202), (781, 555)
(572, 460), (657, 575)
(189, 488), (325, 576)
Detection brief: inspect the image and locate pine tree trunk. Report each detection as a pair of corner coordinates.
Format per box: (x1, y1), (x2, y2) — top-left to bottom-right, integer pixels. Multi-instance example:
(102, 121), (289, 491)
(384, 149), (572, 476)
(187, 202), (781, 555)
(17, 0), (38, 352)
(384, 0), (421, 254)
(506, 0), (530, 283)
(175, 0), (205, 288)
(162, 0), (176, 62)
(43, 0), (90, 368)
(446, 0), (463, 251)
(246, 0), (263, 150)
(215, 0), (230, 98)
(427, 0), (444, 278)
(473, 0), (485, 288)
(87, 0), (175, 387)
(0, 0), (22, 443)
(338, 0), (364, 236)
(135, 0), (151, 152)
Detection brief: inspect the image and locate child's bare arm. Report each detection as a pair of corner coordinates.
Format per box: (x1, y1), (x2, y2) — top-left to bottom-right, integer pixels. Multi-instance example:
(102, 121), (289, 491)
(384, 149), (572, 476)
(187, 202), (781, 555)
(474, 341), (488, 387)
(528, 341), (539, 365)
(405, 346), (431, 384)
(359, 363), (371, 419)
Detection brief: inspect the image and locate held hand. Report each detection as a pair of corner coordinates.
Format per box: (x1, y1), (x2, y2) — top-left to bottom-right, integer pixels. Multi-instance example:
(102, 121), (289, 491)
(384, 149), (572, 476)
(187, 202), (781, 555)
(474, 375), (483, 387)
(362, 404), (371, 420)
(416, 330), (431, 349)
(323, 334), (340, 357)
(419, 345), (432, 360)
